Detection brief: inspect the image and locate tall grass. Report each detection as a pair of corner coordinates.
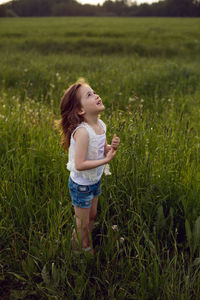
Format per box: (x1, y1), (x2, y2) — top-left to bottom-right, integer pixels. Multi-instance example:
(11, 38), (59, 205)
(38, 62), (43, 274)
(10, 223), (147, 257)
(0, 17), (200, 299)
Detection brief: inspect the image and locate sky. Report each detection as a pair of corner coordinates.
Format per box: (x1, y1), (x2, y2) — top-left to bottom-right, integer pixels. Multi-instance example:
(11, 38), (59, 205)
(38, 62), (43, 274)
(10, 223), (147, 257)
(78, 0), (159, 5)
(0, 0), (160, 6)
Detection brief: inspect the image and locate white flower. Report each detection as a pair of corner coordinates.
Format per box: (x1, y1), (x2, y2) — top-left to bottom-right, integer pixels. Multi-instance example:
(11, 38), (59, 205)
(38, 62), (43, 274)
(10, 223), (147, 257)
(112, 225), (118, 231)
(128, 97), (135, 103)
(120, 237), (125, 244)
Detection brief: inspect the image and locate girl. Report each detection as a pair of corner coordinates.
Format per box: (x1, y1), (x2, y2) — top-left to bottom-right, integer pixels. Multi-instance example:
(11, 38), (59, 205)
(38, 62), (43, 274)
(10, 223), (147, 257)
(59, 79), (120, 254)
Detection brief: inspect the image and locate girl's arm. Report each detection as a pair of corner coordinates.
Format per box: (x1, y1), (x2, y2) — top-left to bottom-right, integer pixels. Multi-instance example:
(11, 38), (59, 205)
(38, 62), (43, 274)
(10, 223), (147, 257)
(74, 128), (115, 171)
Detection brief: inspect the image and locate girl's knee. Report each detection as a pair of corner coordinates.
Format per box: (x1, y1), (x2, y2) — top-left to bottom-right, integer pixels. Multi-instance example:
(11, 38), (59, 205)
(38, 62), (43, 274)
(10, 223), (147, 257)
(90, 209), (97, 221)
(76, 217), (89, 230)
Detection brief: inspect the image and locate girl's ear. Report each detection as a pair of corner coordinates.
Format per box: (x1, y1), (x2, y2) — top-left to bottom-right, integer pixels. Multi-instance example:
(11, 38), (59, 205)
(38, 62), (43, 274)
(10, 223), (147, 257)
(78, 108), (85, 116)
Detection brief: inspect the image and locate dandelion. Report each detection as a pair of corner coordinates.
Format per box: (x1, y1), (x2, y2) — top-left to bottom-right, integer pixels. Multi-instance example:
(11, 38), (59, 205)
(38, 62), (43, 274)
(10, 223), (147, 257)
(168, 98), (172, 102)
(112, 225), (118, 231)
(129, 97), (135, 103)
(56, 72), (61, 81)
(141, 99), (144, 103)
(120, 237), (125, 244)
(50, 83), (55, 89)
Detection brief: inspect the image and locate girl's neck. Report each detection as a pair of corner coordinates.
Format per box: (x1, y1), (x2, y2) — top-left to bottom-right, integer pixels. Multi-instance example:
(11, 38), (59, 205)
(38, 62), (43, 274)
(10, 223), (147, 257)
(83, 115), (104, 135)
(83, 114), (99, 126)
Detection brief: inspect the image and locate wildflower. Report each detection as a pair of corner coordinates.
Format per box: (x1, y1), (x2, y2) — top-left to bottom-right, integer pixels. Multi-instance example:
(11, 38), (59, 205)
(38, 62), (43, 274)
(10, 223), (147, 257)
(128, 97), (135, 103)
(120, 237), (125, 244)
(56, 72), (61, 81)
(141, 99), (144, 103)
(112, 225), (118, 231)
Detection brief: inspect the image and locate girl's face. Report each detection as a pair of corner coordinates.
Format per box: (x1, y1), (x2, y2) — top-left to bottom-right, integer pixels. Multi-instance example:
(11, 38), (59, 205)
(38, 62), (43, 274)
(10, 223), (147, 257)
(78, 85), (105, 116)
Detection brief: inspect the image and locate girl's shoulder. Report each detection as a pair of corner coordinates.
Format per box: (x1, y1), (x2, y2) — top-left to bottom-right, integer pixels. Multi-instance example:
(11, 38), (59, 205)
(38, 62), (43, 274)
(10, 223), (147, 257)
(73, 126), (89, 140)
(71, 123), (89, 140)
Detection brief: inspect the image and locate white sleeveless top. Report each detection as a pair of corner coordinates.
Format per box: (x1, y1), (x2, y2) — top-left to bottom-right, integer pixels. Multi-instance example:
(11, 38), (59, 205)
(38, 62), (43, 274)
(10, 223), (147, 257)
(67, 119), (111, 185)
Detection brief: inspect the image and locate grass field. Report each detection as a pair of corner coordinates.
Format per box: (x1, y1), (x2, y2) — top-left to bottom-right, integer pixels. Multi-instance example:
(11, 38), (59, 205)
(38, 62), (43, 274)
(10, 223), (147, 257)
(0, 17), (200, 299)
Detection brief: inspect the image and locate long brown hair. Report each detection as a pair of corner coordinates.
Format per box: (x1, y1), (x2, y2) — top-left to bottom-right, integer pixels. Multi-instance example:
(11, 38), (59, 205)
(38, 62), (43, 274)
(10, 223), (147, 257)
(58, 82), (85, 150)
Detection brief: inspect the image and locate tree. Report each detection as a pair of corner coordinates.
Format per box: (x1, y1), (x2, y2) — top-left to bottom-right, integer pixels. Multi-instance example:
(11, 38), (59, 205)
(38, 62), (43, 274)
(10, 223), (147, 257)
(164, 0), (197, 16)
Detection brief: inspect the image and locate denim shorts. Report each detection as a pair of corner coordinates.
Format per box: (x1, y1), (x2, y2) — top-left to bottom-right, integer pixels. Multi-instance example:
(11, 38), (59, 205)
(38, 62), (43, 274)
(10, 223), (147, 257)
(68, 177), (101, 208)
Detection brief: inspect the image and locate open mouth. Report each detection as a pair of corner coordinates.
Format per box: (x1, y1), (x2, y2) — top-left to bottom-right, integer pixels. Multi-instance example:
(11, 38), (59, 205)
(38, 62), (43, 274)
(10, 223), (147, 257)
(97, 99), (102, 105)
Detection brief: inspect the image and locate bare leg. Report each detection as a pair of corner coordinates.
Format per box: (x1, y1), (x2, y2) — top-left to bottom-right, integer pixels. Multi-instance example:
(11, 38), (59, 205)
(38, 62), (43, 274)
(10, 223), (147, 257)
(88, 197), (99, 237)
(73, 206), (90, 249)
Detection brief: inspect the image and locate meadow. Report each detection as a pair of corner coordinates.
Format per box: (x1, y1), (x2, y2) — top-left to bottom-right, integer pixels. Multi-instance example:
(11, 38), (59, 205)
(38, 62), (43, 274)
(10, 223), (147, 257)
(0, 17), (200, 299)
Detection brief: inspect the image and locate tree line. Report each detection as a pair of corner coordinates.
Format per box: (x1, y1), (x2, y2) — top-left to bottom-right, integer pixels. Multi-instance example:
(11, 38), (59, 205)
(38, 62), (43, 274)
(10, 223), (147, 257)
(0, 0), (200, 17)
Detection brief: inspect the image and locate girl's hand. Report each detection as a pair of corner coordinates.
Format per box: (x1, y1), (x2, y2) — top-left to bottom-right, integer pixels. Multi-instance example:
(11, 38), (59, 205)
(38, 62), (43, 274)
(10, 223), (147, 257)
(105, 147), (116, 163)
(104, 144), (112, 154)
(111, 134), (120, 150)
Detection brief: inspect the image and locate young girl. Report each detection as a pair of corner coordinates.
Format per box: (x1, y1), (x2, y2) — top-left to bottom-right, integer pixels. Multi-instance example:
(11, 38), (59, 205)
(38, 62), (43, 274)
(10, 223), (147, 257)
(59, 79), (120, 254)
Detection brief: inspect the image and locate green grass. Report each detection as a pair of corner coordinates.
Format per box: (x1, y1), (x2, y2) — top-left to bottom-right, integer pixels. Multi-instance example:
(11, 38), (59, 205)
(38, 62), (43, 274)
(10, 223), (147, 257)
(0, 17), (200, 299)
